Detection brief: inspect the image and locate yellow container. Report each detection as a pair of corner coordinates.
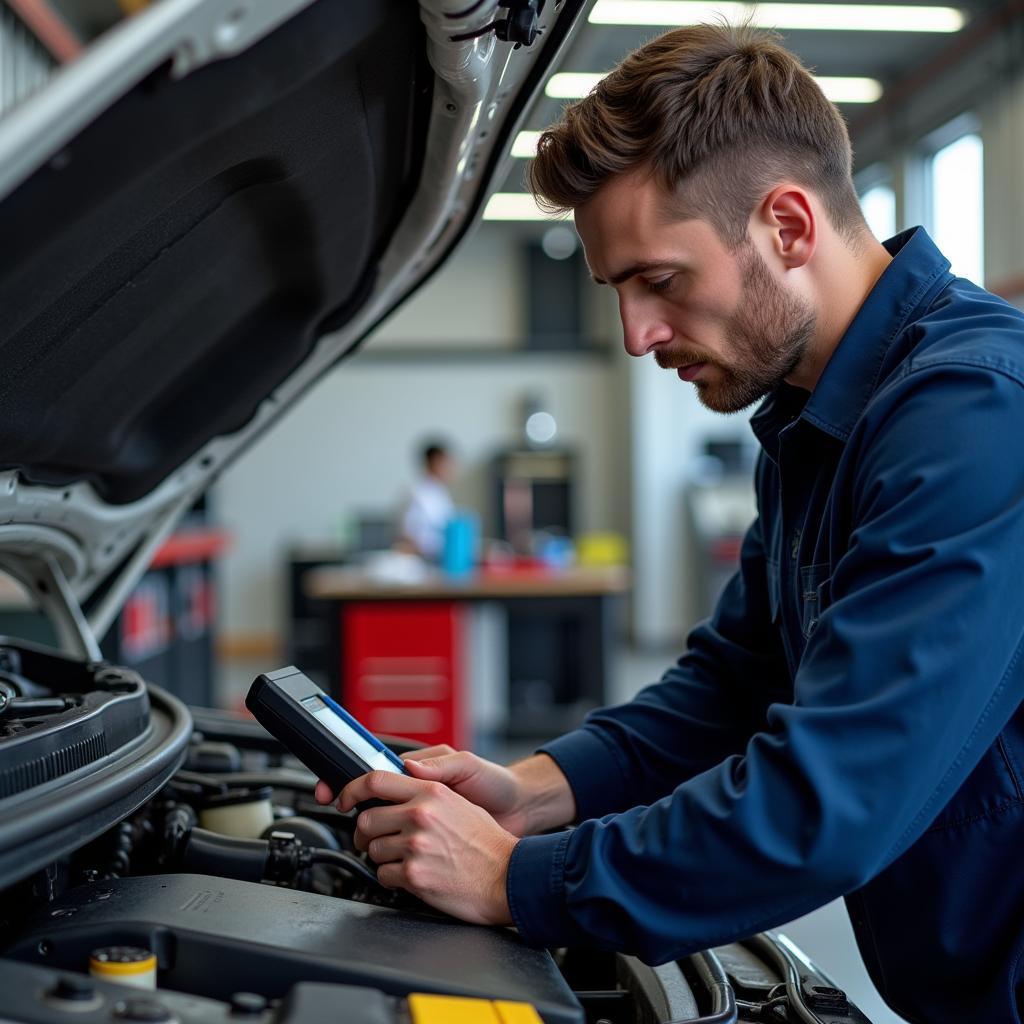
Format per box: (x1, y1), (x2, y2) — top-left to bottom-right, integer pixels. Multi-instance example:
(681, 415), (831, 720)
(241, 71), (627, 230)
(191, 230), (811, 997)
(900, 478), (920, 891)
(576, 531), (628, 567)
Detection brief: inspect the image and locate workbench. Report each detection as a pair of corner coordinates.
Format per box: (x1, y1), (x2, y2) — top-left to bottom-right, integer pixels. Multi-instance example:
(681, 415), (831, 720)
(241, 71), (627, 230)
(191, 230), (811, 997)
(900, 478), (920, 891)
(302, 564), (630, 749)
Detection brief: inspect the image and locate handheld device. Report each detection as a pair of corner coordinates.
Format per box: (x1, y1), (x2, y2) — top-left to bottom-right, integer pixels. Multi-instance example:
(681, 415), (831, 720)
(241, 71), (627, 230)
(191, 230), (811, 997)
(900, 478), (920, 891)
(245, 666), (405, 794)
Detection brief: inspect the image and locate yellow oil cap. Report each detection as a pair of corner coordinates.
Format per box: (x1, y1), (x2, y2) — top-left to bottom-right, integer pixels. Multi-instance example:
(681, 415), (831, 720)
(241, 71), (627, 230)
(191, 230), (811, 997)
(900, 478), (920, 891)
(88, 946), (157, 990)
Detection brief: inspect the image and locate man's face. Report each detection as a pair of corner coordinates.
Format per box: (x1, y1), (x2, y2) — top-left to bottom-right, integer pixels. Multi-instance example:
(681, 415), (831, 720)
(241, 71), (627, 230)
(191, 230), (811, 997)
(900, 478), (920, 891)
(575, 170), (816, 412)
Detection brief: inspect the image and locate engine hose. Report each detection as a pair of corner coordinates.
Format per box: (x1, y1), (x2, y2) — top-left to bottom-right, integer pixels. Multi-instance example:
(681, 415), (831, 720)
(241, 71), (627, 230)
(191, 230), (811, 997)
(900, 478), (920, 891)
(179, 828), (269, 883)
(156, 802), (198, 867)
(178, 827), (380, 891)
(310, 848), (381, 888)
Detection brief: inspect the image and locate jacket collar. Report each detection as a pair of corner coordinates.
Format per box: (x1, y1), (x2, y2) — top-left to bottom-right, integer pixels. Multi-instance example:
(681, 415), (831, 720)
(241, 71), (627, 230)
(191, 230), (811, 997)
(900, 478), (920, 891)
(752, 227), (952, 455)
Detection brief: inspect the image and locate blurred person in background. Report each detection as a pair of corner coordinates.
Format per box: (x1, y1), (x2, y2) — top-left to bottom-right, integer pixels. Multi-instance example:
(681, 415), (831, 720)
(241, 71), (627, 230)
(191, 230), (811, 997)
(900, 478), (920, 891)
(397, 440), (455, 562)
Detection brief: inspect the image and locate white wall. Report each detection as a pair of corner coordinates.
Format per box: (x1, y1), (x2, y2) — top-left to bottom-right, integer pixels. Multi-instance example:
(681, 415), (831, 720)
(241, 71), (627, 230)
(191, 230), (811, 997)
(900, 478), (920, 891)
(628, 356), (754, 647)
(372, 226), (526, 347)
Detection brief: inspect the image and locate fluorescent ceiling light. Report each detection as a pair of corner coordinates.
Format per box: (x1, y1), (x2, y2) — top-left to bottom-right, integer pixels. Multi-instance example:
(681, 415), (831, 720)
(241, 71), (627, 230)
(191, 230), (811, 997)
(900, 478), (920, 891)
(590, 1), (964, 32)
(512, 131), (542, 158)
(819, 76), (883, 103)
(546, 71), (883, 102)
(545, 73), (606, 98)
(483, 193), (571, 221)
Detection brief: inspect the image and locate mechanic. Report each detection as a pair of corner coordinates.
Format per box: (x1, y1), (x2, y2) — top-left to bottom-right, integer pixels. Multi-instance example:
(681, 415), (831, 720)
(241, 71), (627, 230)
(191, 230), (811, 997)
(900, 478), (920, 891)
(318, 24), (1024, 1022)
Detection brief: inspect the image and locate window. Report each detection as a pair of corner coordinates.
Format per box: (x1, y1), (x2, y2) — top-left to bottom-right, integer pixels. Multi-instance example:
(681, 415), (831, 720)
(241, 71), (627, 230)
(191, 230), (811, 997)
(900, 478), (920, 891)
(860, 182), (896, 241)
(928, 130), (983, 285)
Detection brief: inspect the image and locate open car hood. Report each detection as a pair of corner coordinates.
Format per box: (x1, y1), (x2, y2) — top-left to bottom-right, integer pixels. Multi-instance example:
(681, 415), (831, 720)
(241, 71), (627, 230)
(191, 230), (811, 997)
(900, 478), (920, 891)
(0, 0), (588, 655)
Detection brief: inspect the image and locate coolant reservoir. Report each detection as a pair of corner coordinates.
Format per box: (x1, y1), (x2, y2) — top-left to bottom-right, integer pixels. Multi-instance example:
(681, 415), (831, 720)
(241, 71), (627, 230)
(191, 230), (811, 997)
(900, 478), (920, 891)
(198, 786), (274, 838)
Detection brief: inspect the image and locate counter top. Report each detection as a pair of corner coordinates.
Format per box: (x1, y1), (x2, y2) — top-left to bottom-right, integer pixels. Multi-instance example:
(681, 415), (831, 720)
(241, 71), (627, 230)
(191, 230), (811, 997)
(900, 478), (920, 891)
(304, 564), (631, 600)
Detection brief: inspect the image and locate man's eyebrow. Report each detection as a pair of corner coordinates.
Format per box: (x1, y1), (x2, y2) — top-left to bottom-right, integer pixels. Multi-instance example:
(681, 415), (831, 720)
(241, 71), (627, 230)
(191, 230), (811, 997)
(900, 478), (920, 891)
(591, 261), (678, 286)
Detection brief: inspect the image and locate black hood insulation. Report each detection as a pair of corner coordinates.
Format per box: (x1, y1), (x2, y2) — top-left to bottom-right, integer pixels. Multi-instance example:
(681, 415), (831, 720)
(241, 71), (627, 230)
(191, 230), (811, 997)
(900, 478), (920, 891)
(0, 1), (431, 504)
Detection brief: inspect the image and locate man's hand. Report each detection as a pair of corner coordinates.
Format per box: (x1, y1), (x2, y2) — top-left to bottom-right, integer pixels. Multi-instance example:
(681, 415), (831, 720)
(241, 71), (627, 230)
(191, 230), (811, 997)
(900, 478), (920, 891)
(314, 747), (576, 838)
(311, 747), (575, 922)
(319, 769), (518, 925)
(398, 745), (534, 836)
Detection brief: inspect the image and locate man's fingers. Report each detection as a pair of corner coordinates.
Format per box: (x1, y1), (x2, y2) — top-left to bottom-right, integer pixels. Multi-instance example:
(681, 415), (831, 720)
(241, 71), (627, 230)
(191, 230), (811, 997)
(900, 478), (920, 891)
(338, 769), (428, 812)
(403, 751), (477, 785)
(376, 863), (404, 890)
(365, 833), (407, 864)
(402, 758), (442, 779)
(352, 803), (405, 854)
(401, 745), (456, 763)
(314, 780), (335, 805)
(356, 803), (407, 840)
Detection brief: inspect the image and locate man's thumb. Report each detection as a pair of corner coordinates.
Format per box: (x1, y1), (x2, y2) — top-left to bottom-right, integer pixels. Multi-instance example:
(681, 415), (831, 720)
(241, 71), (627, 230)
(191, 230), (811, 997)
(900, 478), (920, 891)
(404, 753), (468, 783)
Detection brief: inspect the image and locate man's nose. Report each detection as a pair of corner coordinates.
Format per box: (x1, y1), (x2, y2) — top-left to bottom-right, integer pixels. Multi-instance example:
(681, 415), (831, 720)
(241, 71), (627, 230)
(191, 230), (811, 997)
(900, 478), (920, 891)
(619, 295), (672, 358)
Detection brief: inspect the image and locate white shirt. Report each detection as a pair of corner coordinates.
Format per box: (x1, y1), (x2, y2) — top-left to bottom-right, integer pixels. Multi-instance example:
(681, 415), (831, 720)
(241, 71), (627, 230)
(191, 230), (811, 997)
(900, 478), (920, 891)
(400, 474), (454, 559)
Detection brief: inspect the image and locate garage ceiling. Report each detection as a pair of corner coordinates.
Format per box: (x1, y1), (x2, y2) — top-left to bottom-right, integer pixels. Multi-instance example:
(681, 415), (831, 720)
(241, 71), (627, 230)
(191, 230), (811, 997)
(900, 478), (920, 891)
(501, 0), (1015, 193)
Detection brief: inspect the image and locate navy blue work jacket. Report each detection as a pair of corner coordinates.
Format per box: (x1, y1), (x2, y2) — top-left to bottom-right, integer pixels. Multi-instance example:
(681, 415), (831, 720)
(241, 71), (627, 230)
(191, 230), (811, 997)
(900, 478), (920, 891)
(506, 228), (1024, 1023)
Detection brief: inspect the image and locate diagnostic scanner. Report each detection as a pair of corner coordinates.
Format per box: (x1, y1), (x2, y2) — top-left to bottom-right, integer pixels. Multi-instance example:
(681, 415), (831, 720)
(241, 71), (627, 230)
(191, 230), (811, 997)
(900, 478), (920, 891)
(245, 667), (405, 794)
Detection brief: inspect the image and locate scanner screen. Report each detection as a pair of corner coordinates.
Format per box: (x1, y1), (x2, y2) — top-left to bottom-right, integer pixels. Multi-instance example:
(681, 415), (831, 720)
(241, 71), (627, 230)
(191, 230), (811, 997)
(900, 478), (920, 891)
(302, 696), (401, 775)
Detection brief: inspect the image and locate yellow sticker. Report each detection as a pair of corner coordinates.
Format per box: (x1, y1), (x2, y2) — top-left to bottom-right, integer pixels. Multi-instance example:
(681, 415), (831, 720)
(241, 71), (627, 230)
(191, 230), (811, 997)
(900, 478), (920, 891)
(408, 993), (501, 1024)
(494, 1001), (545, 1024)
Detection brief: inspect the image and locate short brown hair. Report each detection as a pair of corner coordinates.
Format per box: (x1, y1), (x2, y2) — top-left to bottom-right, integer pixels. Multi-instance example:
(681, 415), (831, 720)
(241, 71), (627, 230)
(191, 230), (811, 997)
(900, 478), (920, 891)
(528, 23), (865, 247)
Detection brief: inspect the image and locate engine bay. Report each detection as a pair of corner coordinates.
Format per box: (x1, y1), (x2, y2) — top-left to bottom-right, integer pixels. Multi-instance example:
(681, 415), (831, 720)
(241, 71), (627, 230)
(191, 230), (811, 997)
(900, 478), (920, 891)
(0, 642), (871, 1023)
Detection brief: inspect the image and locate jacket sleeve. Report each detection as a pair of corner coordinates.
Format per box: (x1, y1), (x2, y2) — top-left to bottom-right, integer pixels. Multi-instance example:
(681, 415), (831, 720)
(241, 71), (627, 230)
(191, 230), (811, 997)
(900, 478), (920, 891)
(508, 362), (1024, 962)
(539, 492), (791, 821)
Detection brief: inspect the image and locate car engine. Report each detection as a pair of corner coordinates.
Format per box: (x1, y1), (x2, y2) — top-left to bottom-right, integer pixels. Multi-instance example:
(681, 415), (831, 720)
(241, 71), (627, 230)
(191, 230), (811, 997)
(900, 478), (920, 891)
(0, 641), (872, 1024)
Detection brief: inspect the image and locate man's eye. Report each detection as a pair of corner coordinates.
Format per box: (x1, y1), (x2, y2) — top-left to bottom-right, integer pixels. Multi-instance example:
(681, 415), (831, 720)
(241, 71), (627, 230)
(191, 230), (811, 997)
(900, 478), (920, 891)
(647, 276), (674, 294)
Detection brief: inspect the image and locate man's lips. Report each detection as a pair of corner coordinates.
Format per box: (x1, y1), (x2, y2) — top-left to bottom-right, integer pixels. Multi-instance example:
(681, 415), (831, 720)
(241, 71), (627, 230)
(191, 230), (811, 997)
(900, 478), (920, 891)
(676, 362), (707, 382)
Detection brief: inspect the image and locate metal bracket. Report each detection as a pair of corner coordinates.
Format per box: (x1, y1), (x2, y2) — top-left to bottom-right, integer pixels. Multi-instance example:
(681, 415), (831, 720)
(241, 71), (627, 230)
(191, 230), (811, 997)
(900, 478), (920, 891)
(0, 552), (101, 662)
(86, 491), (196, 644)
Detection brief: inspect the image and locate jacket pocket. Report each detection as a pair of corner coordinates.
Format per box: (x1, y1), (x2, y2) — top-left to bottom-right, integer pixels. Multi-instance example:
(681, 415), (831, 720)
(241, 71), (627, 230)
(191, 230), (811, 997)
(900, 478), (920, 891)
(799, 563), (831, 639)
(927, 730), (1024, 832)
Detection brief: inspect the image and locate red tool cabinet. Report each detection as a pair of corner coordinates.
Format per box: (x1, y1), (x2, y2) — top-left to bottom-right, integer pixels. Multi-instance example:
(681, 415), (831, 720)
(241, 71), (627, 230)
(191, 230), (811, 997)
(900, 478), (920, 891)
(341, 601), (467, 749)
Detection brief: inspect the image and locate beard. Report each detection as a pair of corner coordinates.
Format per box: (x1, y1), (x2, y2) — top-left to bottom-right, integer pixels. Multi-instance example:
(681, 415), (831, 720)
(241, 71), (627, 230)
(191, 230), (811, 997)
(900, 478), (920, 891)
(655, 244), (816, 413)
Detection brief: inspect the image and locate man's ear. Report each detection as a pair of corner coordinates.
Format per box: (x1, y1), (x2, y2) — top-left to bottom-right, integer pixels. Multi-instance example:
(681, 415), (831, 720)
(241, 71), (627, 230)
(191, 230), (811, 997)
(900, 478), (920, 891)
(754, 185), (816, 270)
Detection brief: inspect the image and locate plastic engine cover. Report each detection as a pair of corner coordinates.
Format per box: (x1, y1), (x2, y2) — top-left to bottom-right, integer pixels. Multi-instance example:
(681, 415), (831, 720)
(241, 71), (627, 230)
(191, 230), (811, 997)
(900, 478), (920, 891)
(4, 874), (582, 1024)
